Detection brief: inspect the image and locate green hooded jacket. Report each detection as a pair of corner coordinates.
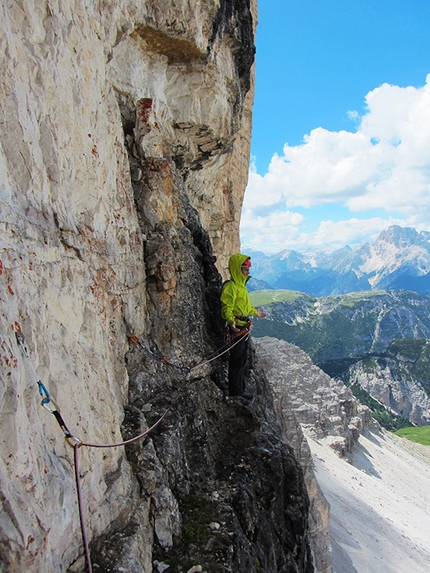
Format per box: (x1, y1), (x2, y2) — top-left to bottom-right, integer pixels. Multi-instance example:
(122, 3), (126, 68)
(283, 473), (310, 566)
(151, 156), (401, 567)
(220, 253), (258, 327)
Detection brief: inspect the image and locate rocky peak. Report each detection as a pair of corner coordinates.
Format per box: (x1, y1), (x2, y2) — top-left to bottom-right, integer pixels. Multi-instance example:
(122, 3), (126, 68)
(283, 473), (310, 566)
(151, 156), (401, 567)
(249, 224), (430, 295)
(377, 225), (427, 248)
(253, 338), (374, 458)
(253, 337), (375, 573)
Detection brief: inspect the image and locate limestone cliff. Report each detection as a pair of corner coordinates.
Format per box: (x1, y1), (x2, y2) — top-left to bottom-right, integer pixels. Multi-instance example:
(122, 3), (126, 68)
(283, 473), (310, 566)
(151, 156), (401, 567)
(1, 2), (316, 573)
(342, 344), (430, 426)
(254, 337), (375, 573)
(253, 338), (374, 457)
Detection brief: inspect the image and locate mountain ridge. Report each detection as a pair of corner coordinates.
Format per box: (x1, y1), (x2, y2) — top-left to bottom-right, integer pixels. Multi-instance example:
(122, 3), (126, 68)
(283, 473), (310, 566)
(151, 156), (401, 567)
(247, 225), (430, 296)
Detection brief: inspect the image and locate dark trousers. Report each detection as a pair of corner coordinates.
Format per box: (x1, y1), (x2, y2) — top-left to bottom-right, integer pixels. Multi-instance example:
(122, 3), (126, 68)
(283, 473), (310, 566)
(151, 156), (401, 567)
(228, 333), (249, 396)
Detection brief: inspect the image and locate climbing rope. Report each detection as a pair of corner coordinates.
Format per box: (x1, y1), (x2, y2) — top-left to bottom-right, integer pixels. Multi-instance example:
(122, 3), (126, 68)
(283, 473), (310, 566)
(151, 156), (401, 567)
(129, 331), (249, 375)
(73, 442), (92, 573)
(14, 324), (251, 573)
(129, 335), (191, 373)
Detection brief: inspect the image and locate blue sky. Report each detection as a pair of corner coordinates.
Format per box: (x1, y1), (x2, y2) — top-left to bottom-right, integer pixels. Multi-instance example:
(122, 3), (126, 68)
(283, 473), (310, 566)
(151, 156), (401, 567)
(241, 0), (430, 253)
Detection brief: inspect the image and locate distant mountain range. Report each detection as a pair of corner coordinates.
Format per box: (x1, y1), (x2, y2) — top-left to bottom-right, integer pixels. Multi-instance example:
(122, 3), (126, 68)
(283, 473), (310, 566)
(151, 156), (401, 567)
(247, 225), (430, 296)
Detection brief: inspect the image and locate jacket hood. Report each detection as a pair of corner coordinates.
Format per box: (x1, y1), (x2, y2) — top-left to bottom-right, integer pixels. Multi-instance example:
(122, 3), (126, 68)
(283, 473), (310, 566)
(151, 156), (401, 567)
(228, 253), (251, 285)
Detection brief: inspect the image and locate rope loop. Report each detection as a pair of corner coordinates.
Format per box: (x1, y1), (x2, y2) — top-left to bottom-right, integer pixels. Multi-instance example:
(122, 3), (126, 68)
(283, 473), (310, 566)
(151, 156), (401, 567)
(66, 435), (83, 448)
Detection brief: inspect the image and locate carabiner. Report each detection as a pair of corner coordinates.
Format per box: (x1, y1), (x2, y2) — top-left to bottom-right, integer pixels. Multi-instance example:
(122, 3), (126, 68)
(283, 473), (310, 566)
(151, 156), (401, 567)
(66, 435), (82, 448)
(38, 381), (51, 404)
(42, 396), (59, 413)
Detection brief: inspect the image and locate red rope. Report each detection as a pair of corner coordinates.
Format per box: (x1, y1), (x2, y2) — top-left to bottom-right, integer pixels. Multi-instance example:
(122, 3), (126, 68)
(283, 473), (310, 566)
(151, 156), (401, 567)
(74, 443), (92, 573)
(81, 387), (182, 449)
(72, 378), (186, 572)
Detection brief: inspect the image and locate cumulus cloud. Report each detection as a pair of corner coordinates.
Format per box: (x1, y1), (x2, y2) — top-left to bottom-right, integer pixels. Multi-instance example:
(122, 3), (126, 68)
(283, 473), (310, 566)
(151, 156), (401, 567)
(294, 216), (405, 251)
(240, 208), (304, 252)
(242, 75), (430, 252)
(241, 212), (406, 254)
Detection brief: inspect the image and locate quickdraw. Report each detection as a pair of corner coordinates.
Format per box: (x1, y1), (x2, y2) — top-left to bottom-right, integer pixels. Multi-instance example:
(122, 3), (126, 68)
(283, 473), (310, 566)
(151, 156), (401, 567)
(15, 329), (81, 448)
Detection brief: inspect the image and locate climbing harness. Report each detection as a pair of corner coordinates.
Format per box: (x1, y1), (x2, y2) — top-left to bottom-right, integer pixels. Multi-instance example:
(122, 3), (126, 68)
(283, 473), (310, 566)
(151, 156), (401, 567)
(14, 324), (250, 573)
(225, 318), (253, 346)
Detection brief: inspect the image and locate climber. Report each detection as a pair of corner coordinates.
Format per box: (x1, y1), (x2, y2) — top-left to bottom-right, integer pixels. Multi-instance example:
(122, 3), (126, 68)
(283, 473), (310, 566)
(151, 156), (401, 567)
(220, 253), (266, 400)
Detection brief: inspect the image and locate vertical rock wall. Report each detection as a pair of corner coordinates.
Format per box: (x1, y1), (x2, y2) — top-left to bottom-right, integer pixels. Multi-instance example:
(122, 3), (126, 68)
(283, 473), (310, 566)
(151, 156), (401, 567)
(1, 2), (317, 572)
(1, 2), (147, 570)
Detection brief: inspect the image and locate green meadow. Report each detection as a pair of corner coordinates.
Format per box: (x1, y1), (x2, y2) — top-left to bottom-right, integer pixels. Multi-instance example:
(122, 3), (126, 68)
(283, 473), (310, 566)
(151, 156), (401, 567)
(395, 426), (430, 446)
(249, 289), (312, 306)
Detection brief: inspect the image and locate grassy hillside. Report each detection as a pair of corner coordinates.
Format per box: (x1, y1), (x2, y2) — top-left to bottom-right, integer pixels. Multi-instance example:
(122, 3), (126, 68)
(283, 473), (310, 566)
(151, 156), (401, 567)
(249, 289), (314, 306)
(249, 288), (430, 431)
(395, 426), (430, 446)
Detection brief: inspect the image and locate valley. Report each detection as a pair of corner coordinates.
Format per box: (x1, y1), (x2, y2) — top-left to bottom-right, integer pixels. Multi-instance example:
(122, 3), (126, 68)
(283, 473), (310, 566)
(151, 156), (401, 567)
(250, 288), (430, 427)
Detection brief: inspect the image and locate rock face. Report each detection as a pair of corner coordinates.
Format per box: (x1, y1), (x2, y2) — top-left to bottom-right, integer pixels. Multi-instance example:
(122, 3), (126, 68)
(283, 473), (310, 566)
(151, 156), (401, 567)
(253, 337), (375, 573)
(1, 2), (317, 572)
(253, 338), (373, 455)
(343, 339), (430, 425)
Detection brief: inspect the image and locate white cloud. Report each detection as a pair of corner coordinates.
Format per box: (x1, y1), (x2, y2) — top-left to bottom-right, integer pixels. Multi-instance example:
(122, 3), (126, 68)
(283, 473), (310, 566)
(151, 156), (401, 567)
(240, 208), (303, 252)
(241, 215), (406, 254)
(242, 168), (284, 210)
(243, 75), (430, 252)
(347, 110), (359, 122)
(295, 217), (405, 251)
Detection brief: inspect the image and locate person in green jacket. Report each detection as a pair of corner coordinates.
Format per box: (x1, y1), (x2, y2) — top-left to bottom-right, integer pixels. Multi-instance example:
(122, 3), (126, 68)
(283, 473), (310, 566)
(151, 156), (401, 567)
(220, 253), (266, 399)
